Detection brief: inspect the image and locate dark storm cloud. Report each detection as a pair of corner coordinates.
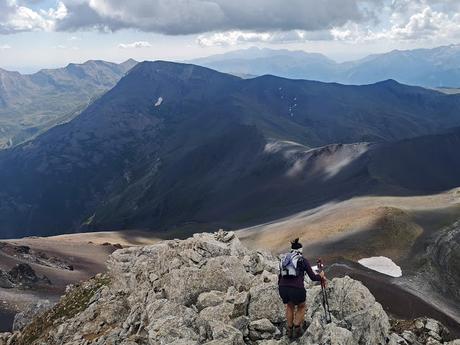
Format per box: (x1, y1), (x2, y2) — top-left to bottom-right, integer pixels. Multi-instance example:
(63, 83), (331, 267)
(55, 0), (383, 35)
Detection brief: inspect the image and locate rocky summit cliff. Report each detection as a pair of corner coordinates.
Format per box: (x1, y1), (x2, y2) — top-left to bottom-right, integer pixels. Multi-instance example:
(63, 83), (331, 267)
(1, 231), (459, 345)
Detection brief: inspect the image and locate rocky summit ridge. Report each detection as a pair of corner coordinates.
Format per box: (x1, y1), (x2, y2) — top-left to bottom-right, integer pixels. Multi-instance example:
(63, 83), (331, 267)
(1, 230), (459, 345)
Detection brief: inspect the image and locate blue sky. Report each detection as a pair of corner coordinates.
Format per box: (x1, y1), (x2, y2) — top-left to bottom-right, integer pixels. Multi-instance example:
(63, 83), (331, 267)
(1, 0), (460, 73)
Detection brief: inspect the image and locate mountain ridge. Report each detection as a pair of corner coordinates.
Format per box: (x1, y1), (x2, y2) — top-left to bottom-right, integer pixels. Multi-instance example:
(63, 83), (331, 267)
(1, 61), (460, 238)
(191, 45), (460, 87)
(0, 59), (138, 149)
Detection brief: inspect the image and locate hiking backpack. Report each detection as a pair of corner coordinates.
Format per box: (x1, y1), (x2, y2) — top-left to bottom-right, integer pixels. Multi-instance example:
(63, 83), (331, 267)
(279, 252), (302, 277)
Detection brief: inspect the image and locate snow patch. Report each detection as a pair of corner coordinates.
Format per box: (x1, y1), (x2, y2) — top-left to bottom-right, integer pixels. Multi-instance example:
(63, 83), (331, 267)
(264, 140), (307, 155)
(358, 256), (402, 277)
(154, 97), (163, 107)
(322, 144), (368, 179)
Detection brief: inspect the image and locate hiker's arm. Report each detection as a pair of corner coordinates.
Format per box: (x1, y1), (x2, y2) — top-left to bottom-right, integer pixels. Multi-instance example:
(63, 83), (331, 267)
(302, 258), (321, 281)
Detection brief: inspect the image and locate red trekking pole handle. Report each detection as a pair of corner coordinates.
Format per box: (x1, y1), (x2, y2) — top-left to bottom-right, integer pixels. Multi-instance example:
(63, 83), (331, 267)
(317, 258), (332, 323)
(317, 258), (326, 287)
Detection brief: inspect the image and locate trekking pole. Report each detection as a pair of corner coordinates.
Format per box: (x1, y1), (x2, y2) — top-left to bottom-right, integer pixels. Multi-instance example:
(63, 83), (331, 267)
(317, 258), (332, 324)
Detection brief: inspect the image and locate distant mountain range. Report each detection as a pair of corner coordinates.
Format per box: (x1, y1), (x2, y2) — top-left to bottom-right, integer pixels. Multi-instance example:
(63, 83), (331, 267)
(1, 61), (460, 238)
(191, 45), (460, 87)
(0, 59), (137, 149)
(3, 44), (460, 150)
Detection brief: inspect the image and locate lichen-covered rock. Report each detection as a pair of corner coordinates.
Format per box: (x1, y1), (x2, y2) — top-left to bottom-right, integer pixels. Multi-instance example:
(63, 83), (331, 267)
(197, 291), (226, 310)
(304, 275), (390, 345)
(390, 317), (453, 345)
(2, 231), (458, 345)
(13, 300), (53, 332)
(208, 321), (244, 345)
(163, 256), (252, 306)
(301, 322), (354, 345)
(248, 283), (285, 324)
(0, 332), (12, 345)
(387, 333), (408, 345)
(249, 318), (279, 340)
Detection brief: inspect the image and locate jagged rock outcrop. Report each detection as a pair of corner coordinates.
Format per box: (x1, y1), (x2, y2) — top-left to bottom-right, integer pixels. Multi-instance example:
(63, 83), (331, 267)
(0, 263), (50, 289)
(13, 300), (53, 332)
(389, 318), (458, 345)
(426, 221), (460, 303)
(0, 230), (458, 345)
(0, 242), (74, 271)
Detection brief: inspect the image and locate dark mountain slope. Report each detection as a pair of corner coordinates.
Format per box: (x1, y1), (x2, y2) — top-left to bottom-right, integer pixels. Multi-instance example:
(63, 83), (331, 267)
(368, 127), (460, 193)
(1, 61), (460, 238)
(0, 59), (137, 149)
(233, 77), (460, 145)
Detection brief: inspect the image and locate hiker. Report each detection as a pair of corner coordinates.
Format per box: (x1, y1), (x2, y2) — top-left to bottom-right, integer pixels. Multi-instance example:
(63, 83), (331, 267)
(278, 238), (326, 338)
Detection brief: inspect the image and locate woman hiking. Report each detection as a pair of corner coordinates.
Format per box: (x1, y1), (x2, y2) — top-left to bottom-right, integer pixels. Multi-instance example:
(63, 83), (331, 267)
(278, 238), (326, 338)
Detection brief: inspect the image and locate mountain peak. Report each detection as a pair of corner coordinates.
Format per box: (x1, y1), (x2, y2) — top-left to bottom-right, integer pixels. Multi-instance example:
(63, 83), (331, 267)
(129, 60), (238, 81)
(120, 58), (138, 70)
(376, 78), (400, 86)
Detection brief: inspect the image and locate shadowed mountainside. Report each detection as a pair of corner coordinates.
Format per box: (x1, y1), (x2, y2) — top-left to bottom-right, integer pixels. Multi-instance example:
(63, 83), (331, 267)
(1, 61), (460, 238)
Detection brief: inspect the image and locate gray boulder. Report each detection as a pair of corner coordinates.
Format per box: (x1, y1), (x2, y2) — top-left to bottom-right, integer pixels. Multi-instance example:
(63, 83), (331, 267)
(197, 291), (226, 310)
(305, 276), (390, 345)
(249, 318), (279, 340)
(163, 256), (252, 306)
(0, 270), (14, 288)
(248, 283), (285, 324)
(301, 322), (354, 345)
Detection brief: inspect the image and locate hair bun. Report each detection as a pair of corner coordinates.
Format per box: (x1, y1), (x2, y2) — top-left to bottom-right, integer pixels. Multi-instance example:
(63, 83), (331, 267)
(291, 238), (302, 249)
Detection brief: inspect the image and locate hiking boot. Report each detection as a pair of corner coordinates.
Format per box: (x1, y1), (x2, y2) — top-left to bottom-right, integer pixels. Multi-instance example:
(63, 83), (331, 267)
(287, 325), (294, 339)
(294, 324), (304, 338)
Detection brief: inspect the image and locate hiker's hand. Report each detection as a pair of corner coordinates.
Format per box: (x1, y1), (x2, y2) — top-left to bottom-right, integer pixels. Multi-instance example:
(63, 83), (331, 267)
(320, 271), (327, 287)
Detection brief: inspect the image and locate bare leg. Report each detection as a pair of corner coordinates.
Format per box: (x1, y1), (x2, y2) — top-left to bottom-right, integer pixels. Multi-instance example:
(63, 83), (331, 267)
(294, 303), (306, 326)
(286, 303), (295, 327)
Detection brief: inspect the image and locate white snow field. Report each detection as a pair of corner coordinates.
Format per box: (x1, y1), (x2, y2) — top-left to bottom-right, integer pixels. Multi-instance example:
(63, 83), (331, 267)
(358, 256), (402, 277)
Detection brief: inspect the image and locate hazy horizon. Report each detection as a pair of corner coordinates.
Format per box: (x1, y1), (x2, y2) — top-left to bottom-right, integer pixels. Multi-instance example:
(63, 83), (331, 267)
(3, 42), (460, 75)
(2, 1), (460, 73)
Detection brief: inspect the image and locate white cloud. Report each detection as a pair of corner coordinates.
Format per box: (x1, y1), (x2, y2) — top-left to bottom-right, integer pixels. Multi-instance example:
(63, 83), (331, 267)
(118, 41), (152, 49)
(0, 0), (67, 34)
(197, 30), (333, 47)
(331, 5), (460, 43)
(390, 7), (460, 40)
(197, 31), (272, 47)
(1, 0), (460, 50)
(45, 2), (67, 21)
(55, 0), (379, 35)
(0, 44), (11, 49)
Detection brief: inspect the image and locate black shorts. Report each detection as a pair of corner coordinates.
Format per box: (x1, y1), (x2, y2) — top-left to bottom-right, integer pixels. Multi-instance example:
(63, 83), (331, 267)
(279, 286), (306, 305)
